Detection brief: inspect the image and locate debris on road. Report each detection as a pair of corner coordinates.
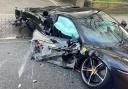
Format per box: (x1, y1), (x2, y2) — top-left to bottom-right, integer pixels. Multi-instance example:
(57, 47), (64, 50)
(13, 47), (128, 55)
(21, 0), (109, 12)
(33, 80), (38, 83)
(18, 84), (21, 88)
(7, 52), (10, 54)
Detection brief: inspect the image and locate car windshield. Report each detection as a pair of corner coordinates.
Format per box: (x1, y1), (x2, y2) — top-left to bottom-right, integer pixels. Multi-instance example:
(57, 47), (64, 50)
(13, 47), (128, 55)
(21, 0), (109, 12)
(78, 11), (128, 47)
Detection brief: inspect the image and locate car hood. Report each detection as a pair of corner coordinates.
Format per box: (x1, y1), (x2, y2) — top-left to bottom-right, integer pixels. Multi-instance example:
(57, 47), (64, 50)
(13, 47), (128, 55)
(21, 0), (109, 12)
(94, 43), (128, 72)
(97, 43), (128, 60)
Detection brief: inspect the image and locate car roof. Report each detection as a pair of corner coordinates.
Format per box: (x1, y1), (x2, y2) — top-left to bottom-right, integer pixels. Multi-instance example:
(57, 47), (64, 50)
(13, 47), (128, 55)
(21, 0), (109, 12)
(51, 6), (99, 18)
(27, 6), (99, 18)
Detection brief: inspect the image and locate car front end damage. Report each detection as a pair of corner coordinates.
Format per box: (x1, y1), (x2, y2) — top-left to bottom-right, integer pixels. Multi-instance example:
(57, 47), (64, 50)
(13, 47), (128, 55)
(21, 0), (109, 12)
(31, 30), (82, 69)
(31, 30), (65, 60)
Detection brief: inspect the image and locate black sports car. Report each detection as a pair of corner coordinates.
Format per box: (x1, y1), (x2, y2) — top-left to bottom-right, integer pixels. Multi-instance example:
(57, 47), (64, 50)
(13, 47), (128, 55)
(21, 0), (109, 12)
(15, 6), (128, 89)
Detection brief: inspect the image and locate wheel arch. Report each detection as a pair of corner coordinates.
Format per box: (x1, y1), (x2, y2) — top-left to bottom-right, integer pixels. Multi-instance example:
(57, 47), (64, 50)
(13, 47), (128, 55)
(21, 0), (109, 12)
(87, 49), (113, 71)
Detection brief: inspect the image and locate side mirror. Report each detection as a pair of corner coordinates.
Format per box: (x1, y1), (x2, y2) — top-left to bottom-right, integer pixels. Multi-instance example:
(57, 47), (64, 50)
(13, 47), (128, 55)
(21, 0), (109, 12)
(121, 20), (127, 28)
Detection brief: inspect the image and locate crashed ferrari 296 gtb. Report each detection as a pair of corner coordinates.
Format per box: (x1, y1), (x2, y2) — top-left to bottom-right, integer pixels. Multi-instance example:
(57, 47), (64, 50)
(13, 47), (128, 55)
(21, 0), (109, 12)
(15, 6), (128, 89)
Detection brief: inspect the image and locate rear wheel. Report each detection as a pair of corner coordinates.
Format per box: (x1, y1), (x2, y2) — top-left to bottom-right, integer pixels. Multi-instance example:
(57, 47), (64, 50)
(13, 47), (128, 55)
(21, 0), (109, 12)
(81, 56), (113, 89)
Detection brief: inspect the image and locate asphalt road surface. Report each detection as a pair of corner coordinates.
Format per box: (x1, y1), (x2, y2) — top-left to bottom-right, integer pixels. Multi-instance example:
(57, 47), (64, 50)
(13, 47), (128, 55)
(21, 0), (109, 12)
(0, 39), (86, 89)
(0, 0), (88, 89)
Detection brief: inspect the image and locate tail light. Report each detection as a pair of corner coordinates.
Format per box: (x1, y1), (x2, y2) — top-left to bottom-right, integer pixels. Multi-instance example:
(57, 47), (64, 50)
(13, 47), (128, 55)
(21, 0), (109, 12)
(35, 40), (41, 48)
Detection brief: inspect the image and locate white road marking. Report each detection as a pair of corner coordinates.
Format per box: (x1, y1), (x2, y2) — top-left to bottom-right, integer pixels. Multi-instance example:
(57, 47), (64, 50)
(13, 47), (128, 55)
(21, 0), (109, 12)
(0, 40), (28, 44)
(0, 37), (17, 40)
(18, 47), (31, 78)
(0, 14), (14, 16)
(48, 0), (58, 6)
(31, 61), (34, 79)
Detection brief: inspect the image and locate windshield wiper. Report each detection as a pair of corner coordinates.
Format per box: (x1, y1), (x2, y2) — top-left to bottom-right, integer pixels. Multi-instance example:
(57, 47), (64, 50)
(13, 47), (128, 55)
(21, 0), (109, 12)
(87, 10), (101, 19)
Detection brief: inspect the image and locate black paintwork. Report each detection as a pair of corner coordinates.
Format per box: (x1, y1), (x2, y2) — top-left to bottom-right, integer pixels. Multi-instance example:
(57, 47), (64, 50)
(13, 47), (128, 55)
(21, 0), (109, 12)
(15, 6), (128, 89)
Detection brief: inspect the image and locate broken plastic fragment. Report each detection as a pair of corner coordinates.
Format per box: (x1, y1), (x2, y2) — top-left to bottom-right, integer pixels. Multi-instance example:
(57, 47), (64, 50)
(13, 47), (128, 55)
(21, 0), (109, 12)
(18, 84), (21, 88)
(33, 80), (37, 83)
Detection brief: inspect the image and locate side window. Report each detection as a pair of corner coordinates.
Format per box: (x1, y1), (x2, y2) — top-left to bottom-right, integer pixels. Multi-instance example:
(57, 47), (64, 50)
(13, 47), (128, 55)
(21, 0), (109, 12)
(54, 16), (79, 39)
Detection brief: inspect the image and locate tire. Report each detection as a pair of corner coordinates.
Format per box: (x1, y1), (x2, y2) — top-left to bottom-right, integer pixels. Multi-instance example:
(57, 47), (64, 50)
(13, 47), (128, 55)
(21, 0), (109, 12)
(81, 56), (113, 89)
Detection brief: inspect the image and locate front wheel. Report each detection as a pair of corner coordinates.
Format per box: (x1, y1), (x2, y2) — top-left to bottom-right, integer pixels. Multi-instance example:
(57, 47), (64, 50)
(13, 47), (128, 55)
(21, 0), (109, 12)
(81, 56), (113, 89)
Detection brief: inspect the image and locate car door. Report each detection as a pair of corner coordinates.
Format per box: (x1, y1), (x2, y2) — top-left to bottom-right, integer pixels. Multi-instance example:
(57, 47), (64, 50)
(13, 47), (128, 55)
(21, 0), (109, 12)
(49, 15), (79, 49)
